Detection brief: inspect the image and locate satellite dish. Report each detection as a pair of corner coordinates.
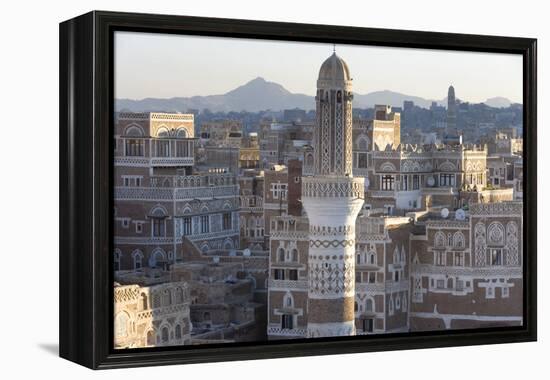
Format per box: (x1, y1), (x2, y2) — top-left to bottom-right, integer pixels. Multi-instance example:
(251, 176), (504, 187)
(243, 248), (251, 257)
(427, 176), (435, 187)
(455, 209), (466, 221)
(441, 208), (449, 219)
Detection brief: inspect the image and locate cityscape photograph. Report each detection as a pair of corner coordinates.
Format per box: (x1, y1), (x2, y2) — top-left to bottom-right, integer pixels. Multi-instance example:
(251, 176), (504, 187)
(112, 32), (524, 348)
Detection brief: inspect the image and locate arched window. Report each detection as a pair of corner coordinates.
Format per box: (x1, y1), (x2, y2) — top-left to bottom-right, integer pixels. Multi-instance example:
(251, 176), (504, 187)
(124, 125), (145, 157)
(380, 162), (397, 172)
(487, 222), (505, 246)
(139, 292), (148, 311)
(146, 330), (155, 346)
(114, 249), (121, 271)
(132, 250), (143, 270)
(223, 239), (234, 250)
(156, 126), (170, 138)
(176, 128), (188, 138)
(305, 153), (314, 167)
(277, 247), (285, 262)
(115, 312), (130, 337)
(435, 231), (446, 248)
(175, 324), (182, 340)
(369, 251), (377, 265)
(284, 292), (294, 308)
(124, 125), (144, 137)
(393, 246), (400, 264)
(162, 289), (172, 306)
(150, 206), (167, 238)
(149, 249), (166, 269)
(365, 298), (374, 312)
(453, 231), (465, 248)
(161, 326), (169, 343)
(356, 136), (369, 151)
(290, 248), (298, 262)
(175, 287), (184, 304)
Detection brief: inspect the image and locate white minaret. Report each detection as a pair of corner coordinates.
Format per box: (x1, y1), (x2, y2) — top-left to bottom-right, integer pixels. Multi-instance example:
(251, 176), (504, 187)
(302, 52), (364, 338)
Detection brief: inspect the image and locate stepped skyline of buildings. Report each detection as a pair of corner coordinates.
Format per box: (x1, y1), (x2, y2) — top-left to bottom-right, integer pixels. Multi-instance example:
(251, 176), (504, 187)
(112, 50), (523, 348)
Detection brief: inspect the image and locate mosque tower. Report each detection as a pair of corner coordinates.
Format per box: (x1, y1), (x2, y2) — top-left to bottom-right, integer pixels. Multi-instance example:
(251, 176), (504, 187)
(301, 52), (364, 338)
(447, 85), (457, 133)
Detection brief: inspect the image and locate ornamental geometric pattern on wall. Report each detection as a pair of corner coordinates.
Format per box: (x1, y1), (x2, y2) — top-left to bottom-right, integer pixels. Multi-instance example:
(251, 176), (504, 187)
(308, 255), (355, 299)
(320, 100), (330, 174)
(506, 221), (519, 266)
(474, 222), (487, 267)
(302, 177), (364, 198)
(470, 202), (523, 216)
(334, 99), (343, 174)
(487, 222), (505, 245)
(309, 239), (355, 248)
(344, 99), (353, 174)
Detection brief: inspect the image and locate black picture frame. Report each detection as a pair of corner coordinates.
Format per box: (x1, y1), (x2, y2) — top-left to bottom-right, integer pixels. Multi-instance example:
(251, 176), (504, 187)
(59, 10), (537, 370)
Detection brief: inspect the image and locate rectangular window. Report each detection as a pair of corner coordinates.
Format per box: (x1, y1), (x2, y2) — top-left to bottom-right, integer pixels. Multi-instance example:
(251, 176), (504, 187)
(270, 183), (287, 200)
(439, 173), (455, 187)
(362, 318), (374, 333)
(156, 140), (170, 157)
(394, 271), (400, 282)
(436, 251), (445, 266)
(122, 219), (130, 228)
(368, 272), (376, 284)
(289, 270), (298, 281)
(490, 248), (503, 266)
(176, 140), (190, 157)
(200, 215), (209, 234)
(182, 217), (192, 236)
(357, 153), (368, 168)
(381, 175), (394, 191)
(454, 252), (464, 266)
(402, 175), (408, 191)
(502, 287), (510, 298)
(274, 269), (285, 280)
(436, 279), (445, 289)
(355, 272), (361, 282)
(125, 139), (144, 156)
(281, 314), (293, 329)
(222, 212), (232, 230)
(152, 218), (165, 237)
(456, 279), (464, 291)
(135, 177), (142, 187)
(412, 174), (420, 190)
(135, 222), (143, 233)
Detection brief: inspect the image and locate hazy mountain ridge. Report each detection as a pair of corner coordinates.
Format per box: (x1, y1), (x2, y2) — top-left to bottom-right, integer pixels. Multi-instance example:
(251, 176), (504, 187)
(116, 77), (517, 113)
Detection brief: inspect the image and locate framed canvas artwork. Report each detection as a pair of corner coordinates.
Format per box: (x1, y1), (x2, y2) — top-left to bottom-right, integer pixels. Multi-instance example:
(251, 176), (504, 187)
(59, 11), (537, 369)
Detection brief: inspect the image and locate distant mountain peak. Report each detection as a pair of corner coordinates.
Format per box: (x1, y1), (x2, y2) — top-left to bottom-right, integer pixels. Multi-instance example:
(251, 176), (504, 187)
(483, 96), (512, 108)
(115, 77), (518, 113)
(249, 76), (267, 83)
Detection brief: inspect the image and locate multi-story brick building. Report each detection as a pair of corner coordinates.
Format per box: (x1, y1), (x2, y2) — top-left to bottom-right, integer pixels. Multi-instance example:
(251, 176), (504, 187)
(114, 112), (240, 270)
(265, 52), (524, 340)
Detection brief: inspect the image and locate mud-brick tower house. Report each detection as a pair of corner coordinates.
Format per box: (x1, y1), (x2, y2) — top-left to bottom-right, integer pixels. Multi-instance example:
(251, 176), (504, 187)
(301, 52), (364, 338)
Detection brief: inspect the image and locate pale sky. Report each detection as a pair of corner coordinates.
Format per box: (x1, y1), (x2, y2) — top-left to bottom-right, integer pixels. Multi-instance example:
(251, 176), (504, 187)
(115, 31), (523, 104)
